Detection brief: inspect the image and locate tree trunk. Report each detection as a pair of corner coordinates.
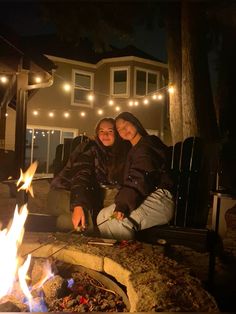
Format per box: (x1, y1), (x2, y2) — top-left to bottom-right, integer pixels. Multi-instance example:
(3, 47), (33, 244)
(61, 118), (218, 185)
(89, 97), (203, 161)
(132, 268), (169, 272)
(181, 1), (199, 139)
(166, 2), (183, 144)
(181, 1), (219, 141)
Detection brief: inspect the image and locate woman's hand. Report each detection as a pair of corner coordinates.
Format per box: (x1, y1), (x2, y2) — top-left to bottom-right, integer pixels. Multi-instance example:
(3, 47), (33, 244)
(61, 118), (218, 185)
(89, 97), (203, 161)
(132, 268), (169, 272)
(72, 206), (86, 230)
(113, 211), (125, 221)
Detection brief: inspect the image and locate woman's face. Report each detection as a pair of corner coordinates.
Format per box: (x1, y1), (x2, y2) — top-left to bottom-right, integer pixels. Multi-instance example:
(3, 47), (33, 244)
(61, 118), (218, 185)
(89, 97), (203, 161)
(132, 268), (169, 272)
(116, 118), (138, 142)
(97, 121), (115, 146)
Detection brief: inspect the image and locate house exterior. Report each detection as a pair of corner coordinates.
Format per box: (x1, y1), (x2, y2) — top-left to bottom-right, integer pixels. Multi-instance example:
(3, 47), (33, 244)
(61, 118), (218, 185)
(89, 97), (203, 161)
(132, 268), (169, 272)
(5, 36), (170, 173)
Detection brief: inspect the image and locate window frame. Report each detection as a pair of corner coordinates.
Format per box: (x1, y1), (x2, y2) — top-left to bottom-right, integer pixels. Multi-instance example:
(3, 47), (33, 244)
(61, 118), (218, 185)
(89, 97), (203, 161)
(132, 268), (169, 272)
(110, 66), (130, 98)
(134, 67), (160, 97)
(71, 69), (94, 108)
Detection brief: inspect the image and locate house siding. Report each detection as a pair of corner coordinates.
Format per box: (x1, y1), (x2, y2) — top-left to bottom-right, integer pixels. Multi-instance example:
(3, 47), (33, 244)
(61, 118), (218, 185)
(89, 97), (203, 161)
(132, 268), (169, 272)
(26, 55), (169, 139)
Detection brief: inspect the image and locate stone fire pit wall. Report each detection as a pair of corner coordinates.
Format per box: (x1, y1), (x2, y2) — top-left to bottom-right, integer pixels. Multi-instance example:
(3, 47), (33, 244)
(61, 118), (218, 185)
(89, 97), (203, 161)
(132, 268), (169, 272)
(20, 232), (218, 312)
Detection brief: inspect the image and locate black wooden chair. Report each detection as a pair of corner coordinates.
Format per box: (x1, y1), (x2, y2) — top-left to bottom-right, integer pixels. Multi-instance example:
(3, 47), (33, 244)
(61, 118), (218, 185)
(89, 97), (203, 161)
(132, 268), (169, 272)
(52, 135), (89, 176)
(136, 137), (218, 287)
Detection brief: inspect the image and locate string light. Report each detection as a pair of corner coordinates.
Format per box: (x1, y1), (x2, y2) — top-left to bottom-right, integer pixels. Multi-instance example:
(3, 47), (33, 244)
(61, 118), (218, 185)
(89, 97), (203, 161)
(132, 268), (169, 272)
(0, 75), (8, 84)
(1, 70), (174, 119)
(63, 83), (71, 92)
(63, 112), (70, 118)
(87, 93), (94, 101)
(34, 76), (42, 83)
(168, 85), (174, 94)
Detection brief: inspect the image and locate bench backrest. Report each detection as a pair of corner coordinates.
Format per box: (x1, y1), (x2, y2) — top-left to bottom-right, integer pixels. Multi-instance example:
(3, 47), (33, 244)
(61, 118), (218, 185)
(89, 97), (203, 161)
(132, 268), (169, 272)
(0, 149), (16, 180)
(52, 135), (89, 175)
(169, 137), (209, 228)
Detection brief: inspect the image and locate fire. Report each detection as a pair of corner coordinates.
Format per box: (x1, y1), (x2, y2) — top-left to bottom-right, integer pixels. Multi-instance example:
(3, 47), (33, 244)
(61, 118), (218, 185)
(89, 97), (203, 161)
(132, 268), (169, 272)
(0, 161), (53, 310)
(16, 161), (38, 197)
(0, 205), (28, 299)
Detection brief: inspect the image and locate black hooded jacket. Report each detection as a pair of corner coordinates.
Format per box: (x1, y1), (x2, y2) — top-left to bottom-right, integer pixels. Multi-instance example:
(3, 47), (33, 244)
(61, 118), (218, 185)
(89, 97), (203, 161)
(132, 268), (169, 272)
(114, 135), (174, 215)
(51, 138), (130, 212)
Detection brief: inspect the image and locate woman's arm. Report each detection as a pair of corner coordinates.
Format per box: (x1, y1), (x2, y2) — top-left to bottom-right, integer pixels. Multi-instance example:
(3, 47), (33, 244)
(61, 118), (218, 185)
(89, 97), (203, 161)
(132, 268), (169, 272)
(115, 143), (164, 215)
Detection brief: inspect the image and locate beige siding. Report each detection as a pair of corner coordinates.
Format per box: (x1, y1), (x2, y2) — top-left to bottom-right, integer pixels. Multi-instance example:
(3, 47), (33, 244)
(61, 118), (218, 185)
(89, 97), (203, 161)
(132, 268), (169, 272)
(26, 56), (169, 140)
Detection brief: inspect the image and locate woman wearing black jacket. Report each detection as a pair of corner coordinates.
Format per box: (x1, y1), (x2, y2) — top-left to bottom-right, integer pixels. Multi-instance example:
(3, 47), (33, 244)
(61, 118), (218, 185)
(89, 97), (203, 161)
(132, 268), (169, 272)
(49, 117), (130, 231)
(97, 112), (174, 240)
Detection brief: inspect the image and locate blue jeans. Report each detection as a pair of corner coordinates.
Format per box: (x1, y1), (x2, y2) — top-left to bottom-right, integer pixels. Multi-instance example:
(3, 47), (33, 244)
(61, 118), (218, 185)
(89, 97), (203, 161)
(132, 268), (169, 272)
(97, 189), (174, 240)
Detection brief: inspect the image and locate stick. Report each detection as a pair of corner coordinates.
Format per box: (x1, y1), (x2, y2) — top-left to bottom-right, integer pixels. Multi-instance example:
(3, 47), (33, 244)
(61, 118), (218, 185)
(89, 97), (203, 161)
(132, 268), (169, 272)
(22, 228), (81, 257)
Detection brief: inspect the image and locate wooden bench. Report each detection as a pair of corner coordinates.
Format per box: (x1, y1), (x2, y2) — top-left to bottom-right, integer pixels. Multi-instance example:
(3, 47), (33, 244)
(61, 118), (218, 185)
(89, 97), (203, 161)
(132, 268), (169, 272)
(52, 135), (89, 176)
(136, 137), (218, 288)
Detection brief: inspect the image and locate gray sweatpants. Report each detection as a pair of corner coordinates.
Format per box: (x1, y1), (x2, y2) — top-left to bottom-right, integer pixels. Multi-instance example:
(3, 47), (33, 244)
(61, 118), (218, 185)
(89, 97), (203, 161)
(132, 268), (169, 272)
(97, 189), (174, 240)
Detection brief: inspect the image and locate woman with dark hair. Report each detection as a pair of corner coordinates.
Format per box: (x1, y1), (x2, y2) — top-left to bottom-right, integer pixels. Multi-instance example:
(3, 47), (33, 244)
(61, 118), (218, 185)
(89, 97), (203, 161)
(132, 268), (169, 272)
(49, 117), (130, 231)
(97, 112), (174, 240)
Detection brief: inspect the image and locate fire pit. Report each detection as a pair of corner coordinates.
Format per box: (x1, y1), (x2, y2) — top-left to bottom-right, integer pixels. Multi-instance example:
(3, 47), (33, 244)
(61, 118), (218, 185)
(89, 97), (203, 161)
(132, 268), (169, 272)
(0, 163), (219, 312)
(19, 232), (219, 312)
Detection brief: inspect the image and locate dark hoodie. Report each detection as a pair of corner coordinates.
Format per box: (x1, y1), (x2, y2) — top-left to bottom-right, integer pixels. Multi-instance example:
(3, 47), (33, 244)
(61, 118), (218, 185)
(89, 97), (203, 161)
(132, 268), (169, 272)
(114, 112), (174, 215)
(51, 138), (130, 213)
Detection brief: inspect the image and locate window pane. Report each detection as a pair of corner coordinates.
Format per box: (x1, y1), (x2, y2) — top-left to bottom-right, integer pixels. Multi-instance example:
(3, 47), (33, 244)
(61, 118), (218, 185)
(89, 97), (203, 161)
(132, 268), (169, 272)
(74, 89), (89, 102)
(33, 129), (49, 173)
(114, 70), (127, 94)
(48, 130), (60, 173)
(25, 129), (33, 168)
(148, 73), (157, 93)
(136, 70), (146, 95)
(75, 73), (91, 89)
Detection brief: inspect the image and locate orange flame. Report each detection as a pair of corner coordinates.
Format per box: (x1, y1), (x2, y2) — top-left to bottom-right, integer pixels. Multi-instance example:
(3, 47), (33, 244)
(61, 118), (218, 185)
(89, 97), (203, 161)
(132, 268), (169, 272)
(0, 205), (28, 299)
(16, 161), (38, 197)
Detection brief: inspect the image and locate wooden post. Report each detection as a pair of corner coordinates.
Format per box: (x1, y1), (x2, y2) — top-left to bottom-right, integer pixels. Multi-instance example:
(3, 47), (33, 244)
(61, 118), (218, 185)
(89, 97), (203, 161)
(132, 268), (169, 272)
(15, 59), (29, 205)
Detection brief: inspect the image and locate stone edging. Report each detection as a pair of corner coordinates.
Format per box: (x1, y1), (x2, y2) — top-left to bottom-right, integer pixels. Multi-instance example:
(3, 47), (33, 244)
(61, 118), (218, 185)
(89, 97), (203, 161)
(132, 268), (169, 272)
(20, 232), (219, 312)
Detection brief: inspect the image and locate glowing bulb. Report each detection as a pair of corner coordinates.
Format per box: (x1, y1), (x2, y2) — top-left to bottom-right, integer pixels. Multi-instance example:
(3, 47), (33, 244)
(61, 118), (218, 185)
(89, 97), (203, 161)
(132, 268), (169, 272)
(152, 94), (157, 100)
(157, 94), (163, 100)
(64, 112), (70, 118)
(87, 94), (94, 101)
(115, 106), (121, 112)
(168, 85), (174, 93)
(134, 101), (139, 106)
(128, 101), (133, 106)
(35, 76), (42, 83)
(143, 99), (149, 105)
(108, 100), (114, 106)
(5, 113), (8, 117)
(49, 112), (54, 117)
(0, 76), (8, 84)
(63, 83), (71, 92)
(80, 111), (86, 117)
(33, 110), (39, 116)
(97, 109), (103, 115)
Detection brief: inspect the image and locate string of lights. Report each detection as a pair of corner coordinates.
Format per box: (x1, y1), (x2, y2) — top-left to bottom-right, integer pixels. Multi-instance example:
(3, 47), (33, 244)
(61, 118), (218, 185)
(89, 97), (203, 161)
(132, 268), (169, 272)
(0, 72), (174, 119)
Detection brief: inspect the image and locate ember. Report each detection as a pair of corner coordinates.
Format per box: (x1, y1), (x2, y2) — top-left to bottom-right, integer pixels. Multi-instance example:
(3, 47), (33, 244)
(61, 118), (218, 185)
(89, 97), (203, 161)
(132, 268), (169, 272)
(46, 262), (128, 312)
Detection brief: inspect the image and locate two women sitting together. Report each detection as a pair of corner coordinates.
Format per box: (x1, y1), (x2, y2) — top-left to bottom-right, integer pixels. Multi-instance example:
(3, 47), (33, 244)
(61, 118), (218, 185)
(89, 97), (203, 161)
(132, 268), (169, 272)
(50, 112), (174, 240)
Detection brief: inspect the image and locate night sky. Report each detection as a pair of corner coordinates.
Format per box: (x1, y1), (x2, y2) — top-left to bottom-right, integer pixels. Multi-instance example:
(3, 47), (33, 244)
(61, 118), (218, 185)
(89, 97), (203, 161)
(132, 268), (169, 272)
(0, 1), (167, 62)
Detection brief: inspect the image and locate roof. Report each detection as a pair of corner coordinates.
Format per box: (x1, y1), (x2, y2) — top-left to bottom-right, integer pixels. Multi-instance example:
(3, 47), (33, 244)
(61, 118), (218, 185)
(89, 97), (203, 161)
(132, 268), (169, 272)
(0, 23), (57, 73)
(22, 34), (164, 65)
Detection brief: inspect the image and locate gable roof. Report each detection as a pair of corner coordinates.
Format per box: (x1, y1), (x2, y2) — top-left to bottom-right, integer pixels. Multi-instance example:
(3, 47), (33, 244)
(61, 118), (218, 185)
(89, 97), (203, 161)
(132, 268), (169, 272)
(22, 34), (164, 65)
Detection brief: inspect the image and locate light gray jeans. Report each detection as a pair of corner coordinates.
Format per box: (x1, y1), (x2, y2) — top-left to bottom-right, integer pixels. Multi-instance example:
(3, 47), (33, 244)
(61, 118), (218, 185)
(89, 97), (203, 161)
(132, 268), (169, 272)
(97, 188), (174, 240)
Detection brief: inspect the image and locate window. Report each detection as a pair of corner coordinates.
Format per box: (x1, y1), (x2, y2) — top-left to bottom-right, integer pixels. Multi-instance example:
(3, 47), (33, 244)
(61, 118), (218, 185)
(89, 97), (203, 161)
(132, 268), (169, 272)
(111, 67), (130, 97)
(72, 70), (94, 107)
(135, 68), (160, 96)
(26, 127), (77, 173)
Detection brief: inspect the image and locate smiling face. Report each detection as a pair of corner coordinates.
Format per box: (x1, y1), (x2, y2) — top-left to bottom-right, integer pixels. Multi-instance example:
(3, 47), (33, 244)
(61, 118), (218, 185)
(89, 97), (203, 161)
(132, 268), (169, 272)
(97, 120), (115, 147)
(116, 118), (142, 145)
